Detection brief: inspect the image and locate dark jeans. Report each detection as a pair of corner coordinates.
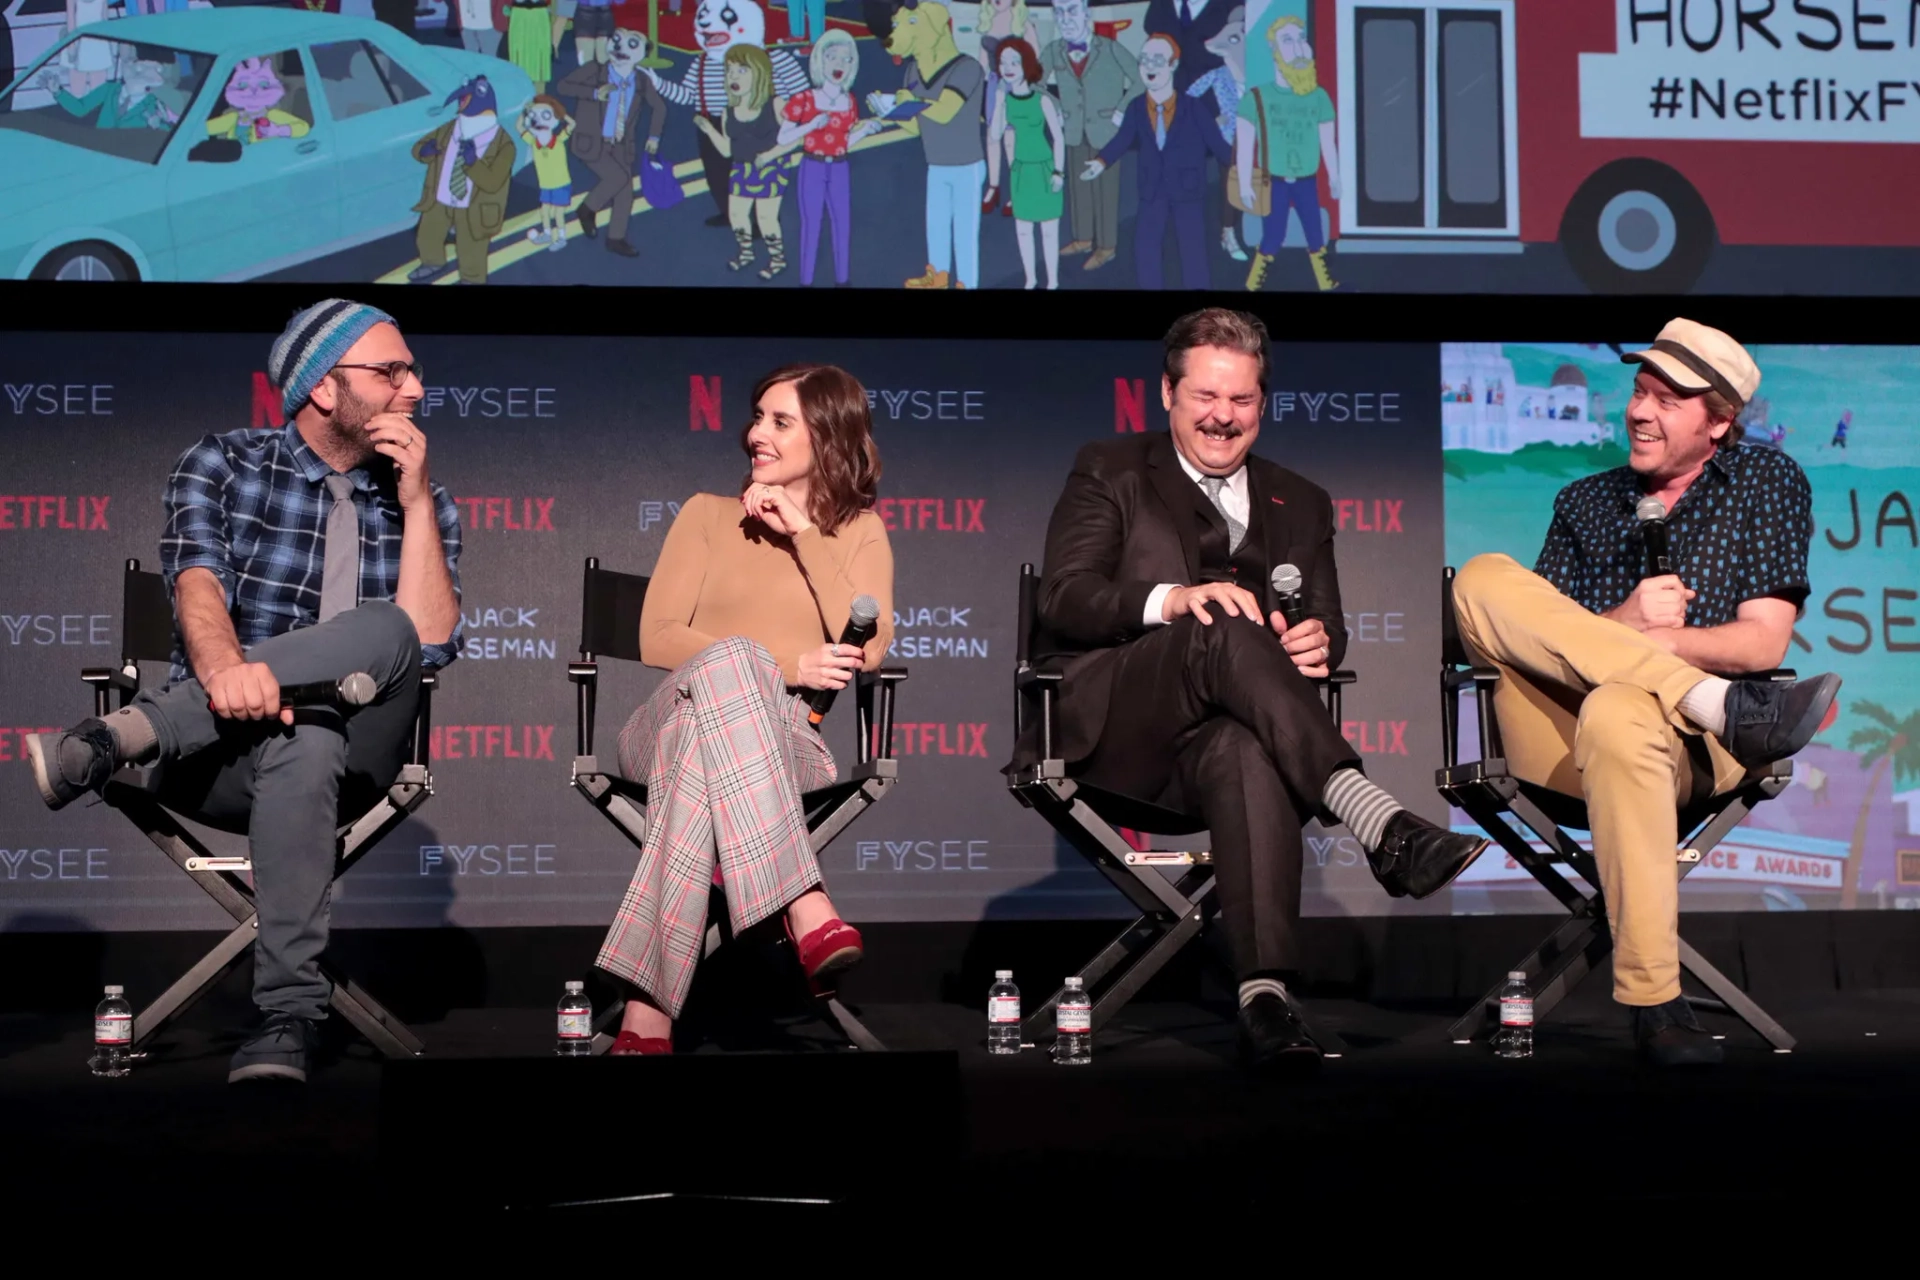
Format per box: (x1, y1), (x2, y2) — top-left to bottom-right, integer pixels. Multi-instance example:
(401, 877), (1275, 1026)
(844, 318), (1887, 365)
(1076, 614), (1359, 977)
(135, 601), (423, 1021)
(1260, 176), (1325, 253)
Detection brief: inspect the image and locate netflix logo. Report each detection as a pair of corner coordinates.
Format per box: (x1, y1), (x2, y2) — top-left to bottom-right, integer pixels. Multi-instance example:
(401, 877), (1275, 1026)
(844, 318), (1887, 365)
(1334, 499), (1404, 533)
(0, 726), (64, 764)
(1342, 719), (1408, 755)
(454, 497), (555, 531)
(0, 496), (110, 530)
(875, 722), (990, 757)
(690, 374), (723, 431)
(429, 724), (557, 761)
(875, 498), (985, 533)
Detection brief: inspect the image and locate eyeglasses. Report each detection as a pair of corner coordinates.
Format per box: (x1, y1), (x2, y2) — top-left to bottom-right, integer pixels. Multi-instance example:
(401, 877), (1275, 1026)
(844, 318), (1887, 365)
(335, 360), (424, 389)
(1140, 55), (1174, 69)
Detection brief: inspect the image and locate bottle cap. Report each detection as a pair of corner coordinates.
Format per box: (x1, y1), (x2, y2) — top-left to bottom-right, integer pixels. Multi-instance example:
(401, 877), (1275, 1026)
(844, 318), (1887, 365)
(1065, 976), (1083, 988)
(565, 980), (584, 992)
(104, 985), (124, 995)
(995, 969), (1011, 981)
(1507, 970), (1527, 981)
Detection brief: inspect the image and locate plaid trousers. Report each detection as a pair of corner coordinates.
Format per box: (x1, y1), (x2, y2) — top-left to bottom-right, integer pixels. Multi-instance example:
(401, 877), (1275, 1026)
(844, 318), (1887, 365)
(596, 637), (839, 1016)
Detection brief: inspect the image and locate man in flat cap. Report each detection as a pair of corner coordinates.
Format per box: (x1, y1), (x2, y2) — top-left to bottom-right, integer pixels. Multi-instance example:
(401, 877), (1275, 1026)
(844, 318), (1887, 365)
(1449, 318), (1838, 1067)
(26, 301), (464, 1085)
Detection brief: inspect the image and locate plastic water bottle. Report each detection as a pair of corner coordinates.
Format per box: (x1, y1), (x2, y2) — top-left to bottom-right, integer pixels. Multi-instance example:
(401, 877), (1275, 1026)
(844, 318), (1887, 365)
(1053, 976), (1092, 1066)
(1495, 970), (1534, 1059)
(90, 985), (132, 1078)
(987, 970), (1021, 1054)
(555, 981), (592, 1057)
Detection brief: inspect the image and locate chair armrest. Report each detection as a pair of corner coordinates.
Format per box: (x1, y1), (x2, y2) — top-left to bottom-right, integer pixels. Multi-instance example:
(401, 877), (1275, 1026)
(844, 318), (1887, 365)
(1015, 668), (1064, 690)
(1321, 669), (1357, 685)
(568, 660), (599, 757)
(1315, 668), (1356, 722)
(80, 667), (139, 693)
(412, 668), (438, 767)
(856, 666), (908, 764)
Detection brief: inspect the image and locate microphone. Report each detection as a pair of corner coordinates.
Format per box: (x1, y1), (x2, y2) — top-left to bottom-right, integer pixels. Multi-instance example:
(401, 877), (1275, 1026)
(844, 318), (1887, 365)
(1271, 563), (1307, 631)
(211, 672), (378, 712)
(807, 594), (880, 726)
(1636, 496), (1672, 578)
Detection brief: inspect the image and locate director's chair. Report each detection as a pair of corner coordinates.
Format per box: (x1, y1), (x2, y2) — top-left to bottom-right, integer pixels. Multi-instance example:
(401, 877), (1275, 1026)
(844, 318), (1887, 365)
(566, 557), (907, 1053)
(83, 560), (434, 1059)
(1007, 563), (1355, 1054)
(1436, 565), (1797, 1051)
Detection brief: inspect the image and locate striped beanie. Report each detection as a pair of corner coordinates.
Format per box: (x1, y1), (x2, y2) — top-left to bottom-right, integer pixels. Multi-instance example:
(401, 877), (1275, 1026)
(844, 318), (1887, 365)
(268, 299), (398, 417)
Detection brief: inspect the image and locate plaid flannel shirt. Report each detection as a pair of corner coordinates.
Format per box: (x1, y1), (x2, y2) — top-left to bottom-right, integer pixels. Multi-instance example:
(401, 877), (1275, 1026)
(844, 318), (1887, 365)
(158, 421), (464, 682)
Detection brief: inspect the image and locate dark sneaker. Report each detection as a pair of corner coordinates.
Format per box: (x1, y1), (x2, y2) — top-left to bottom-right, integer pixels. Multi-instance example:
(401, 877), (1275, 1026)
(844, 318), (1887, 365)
(1721, 673), (1841, 768)
(1633, 997), (1724, 1068)
(24, 720), (117, 811)
(228, 1013), (317, 1084)
(1370, 812), (1491, 900)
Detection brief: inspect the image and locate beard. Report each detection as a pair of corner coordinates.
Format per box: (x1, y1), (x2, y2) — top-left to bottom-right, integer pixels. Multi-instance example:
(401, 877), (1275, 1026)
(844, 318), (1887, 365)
(321, 378), (383, 466)
(1279, 56), (1317, 95)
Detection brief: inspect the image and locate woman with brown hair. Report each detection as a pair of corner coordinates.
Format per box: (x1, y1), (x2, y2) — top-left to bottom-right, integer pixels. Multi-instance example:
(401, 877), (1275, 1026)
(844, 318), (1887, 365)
(599, 364), (893, 1055)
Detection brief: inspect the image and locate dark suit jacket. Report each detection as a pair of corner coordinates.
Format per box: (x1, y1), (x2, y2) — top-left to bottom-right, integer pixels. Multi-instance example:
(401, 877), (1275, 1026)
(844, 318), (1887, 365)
(1096, 92), (1232, 205)
(1029, 431), (1348, 766)
(557, 62), (667, 167)
(1142, 0), (1230, 93)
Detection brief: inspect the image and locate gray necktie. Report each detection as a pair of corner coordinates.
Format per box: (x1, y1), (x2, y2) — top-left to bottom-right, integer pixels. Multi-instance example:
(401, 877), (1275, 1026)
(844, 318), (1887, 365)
(319, 474), (360, 623)
(1200, 475), (1247, 554)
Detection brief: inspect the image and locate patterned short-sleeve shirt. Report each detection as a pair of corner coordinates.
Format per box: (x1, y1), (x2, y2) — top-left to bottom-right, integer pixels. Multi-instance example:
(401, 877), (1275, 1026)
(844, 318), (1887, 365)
(1533, 443), (1813, 626)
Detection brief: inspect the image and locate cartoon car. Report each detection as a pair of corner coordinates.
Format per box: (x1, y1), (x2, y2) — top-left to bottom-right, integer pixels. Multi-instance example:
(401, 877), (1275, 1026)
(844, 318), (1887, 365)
(0, 8), (533, 280)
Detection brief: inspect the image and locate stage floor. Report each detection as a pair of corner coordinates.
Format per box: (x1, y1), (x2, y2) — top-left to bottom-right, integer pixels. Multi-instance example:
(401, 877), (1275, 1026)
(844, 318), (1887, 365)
(4, 985), (1916, 1218)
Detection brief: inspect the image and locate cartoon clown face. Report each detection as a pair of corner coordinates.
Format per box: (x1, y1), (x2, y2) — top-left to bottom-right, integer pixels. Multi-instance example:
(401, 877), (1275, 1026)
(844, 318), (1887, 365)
(693, 0), (767, 54)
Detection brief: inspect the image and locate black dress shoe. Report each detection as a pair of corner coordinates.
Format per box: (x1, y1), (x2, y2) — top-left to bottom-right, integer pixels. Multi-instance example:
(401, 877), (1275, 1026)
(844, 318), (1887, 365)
(1633, 997), (1724, 1068)
(1720, 673), (1841, 768)
(1237, 993), (1322, 1075)
(704, 212), (730, 227)
(1370, 812), (1490, 900)
(578, 204), (599, 238)
(607, 238), (639, 257)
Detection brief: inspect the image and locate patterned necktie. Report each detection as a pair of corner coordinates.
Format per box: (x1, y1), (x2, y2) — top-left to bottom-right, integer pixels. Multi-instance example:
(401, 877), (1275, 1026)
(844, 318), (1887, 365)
(319, 474), (360, 623)
(448, 135), (470, 201)
(1201, 475), (1247, 554)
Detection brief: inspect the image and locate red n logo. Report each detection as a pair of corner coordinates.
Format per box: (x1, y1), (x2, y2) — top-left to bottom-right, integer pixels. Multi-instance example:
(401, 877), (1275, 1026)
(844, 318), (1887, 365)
(251, 371), (284, 429)
(689, 375), (722, 431)
(1114, 378), (1145, 433)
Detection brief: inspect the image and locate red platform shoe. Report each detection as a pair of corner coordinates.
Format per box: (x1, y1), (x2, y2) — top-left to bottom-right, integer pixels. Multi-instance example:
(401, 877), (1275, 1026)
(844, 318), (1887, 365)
(607, 1030), (672, 1056)
(786, 916), (865, 992)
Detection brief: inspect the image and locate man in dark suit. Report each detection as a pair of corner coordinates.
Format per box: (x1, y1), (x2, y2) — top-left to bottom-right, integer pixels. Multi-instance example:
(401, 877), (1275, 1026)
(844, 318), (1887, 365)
(1143, 0), (1229, 91)
(1023, 308), (1488, 1070)
(1082, 34), (1229, 290)
(557, 26), (667, 259)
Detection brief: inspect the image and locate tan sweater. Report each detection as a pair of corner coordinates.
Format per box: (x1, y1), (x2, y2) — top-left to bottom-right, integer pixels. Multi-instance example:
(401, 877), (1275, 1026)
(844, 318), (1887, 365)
(640, 492), (896, 685)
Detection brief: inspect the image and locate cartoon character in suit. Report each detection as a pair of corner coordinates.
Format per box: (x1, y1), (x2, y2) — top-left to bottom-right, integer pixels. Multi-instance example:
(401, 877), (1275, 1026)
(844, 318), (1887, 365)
(1040, 0), (1141, 273)
(408, 75), (516, 285)
(1082, 33), (1231, 290)
(557, 26), (667, 259)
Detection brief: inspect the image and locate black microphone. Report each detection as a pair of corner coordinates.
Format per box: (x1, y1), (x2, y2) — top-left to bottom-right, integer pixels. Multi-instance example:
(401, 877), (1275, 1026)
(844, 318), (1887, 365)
(1636, 496), (1673, 578)
(807, 594), (880, 726)
(1271, 563), (1307, 630)
(212, 672), (378, 712)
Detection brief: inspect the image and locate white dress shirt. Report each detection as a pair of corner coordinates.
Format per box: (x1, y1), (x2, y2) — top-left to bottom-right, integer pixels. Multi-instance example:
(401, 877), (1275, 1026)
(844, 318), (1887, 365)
(1142, 448), (1249, 627)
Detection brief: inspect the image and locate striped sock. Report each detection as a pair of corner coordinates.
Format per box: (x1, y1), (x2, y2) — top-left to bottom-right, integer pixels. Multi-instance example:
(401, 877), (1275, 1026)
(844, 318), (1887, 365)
(1322, 767), (1404, 852)
(1239, 976), (1288, 1008)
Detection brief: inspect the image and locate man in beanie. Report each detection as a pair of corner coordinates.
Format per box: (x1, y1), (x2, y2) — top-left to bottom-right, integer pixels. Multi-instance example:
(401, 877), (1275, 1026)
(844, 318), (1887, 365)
(1450, 319), (1838, 1068)
(26, 301), (463, 1085)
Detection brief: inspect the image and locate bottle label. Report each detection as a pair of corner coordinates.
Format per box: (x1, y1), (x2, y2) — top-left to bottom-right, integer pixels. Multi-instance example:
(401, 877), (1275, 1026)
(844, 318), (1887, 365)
(1499, 997), (1534, 1027)
(557, 1012), (591, 1039)
(1057, 1006), (1091, 1034)
(989, 996), (1021, 1024)
(95, 1013), (132, 1045)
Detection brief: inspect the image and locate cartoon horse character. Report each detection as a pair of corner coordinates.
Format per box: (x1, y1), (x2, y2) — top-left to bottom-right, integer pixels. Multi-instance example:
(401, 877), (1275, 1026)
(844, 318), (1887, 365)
(408, 75), (515, 285)
(206, 56), (310, 144)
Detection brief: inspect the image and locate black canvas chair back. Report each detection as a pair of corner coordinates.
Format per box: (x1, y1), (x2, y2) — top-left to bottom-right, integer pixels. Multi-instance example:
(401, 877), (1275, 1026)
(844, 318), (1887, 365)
(1008, 562), (1353, 1050)
(79, 560), (437, 1059)
(566, 556), (907, 1052)
(1435, 565), (1797, 1051)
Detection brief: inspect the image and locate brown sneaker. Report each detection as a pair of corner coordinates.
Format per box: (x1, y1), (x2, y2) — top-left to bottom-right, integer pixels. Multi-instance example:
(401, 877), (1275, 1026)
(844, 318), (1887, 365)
(903, 265), (950, 289)
(1061, 239), (1093, 257)
(1083, 248), (1116, 271)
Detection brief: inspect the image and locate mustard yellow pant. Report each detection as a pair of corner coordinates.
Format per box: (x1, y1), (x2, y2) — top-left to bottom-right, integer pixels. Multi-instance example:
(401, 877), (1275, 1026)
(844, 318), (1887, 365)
(1450, 554), (1749, 1006)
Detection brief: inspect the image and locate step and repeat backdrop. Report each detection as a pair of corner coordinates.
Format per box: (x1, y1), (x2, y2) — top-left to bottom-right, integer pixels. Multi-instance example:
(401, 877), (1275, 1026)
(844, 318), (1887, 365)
(1, 329), (1913, 931)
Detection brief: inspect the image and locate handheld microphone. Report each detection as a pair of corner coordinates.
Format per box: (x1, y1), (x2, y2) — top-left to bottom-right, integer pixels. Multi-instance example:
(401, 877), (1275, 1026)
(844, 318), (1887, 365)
(212, 672), (378, 713)
(1636, 496), (1672, 578)
(1271, 563), (1307, 630)
(807, 594), (880, 726)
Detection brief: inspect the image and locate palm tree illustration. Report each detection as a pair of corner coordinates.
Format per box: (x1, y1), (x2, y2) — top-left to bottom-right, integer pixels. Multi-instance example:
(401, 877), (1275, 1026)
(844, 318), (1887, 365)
(1842, 702), (1920, 908)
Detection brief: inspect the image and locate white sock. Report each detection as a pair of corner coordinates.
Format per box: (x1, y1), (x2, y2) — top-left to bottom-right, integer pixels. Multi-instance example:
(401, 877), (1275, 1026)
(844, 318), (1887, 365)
(1239, 976), (1288, 1008)
(1321, 767), (1404, 852)
(1678, 677), (1732, 736)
